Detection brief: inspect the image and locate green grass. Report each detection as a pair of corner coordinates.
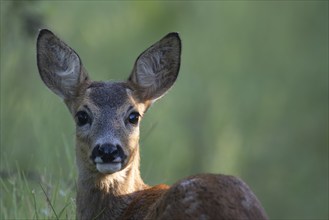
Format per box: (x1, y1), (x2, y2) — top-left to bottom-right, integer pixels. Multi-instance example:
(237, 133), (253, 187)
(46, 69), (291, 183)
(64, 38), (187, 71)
(0, 159), (76, 219)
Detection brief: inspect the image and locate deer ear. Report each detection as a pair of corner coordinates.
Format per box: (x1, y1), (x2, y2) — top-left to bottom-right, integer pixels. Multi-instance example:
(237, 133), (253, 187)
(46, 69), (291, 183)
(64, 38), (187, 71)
(37, 29), (89, 100)
(128, 32), (181, 101)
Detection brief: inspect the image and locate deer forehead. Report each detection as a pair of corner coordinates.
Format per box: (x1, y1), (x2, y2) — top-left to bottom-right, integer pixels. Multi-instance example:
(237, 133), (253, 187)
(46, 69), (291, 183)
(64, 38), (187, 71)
(85, 82), (132, 108)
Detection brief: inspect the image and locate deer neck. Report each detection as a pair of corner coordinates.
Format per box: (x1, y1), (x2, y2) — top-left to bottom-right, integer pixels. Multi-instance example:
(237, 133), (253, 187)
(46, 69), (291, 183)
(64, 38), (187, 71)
(75, 141), (148, 220)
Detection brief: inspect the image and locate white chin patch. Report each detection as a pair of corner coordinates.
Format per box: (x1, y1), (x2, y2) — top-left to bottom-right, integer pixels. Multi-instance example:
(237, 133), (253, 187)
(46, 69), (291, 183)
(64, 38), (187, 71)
(96, 163), (122, 174)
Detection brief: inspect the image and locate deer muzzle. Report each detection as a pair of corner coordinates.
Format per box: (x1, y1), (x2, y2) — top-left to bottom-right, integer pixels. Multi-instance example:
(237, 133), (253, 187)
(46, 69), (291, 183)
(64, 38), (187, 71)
(90, 143), (127, 174)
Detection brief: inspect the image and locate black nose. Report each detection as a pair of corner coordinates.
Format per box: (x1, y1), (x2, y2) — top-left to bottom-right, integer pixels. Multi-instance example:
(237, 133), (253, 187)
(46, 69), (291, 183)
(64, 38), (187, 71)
(91, 144), (125, 163)
(99, 144), (119, 158)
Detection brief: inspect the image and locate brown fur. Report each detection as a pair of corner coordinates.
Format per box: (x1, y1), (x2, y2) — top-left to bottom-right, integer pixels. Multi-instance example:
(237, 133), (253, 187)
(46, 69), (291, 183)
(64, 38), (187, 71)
(37, 29), (268, 220)
(121, 184), (170, 220)
(145, 174), (267, 220)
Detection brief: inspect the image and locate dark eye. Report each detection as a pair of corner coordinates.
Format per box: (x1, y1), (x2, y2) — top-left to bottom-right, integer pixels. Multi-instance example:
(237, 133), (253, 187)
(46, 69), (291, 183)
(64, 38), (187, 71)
(128, 112), (140, 125)
(75, 111), (90, 126)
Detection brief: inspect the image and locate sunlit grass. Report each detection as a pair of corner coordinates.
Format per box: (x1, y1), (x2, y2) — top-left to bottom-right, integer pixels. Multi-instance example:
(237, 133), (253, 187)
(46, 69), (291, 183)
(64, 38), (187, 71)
(0, 159), (76, 219)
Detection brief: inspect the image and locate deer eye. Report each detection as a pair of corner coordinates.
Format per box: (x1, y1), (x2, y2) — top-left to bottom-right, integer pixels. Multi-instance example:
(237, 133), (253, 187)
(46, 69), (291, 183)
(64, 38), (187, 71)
(128, 112), (140, 125)
(75, 111), (90, 126)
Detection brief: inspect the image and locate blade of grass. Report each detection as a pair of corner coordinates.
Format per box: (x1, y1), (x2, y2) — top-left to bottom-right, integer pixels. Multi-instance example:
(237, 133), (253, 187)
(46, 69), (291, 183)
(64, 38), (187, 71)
(92, 207), (105, 220)
(57, 202), (71, 219)
(22, 170), (35, 217)
(39, 183), (59, 220)
(31, 189), (39, 220)
(0, 177), (9, 193)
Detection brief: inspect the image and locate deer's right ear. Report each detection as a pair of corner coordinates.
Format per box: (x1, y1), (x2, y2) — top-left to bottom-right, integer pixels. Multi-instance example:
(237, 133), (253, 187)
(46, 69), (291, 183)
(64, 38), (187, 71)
(37, 29), (89, 100)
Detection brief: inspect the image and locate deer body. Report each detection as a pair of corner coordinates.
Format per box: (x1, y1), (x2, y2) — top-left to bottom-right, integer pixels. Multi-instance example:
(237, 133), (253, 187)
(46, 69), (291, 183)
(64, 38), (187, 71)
(37, 29), (268, 220)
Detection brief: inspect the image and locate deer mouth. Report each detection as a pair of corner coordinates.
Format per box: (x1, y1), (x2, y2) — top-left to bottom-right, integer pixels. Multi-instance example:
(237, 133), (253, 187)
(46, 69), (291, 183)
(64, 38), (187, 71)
(93, 155), (126, 174)
(94, 156), (125, 174)
(95, 162), (122, 174)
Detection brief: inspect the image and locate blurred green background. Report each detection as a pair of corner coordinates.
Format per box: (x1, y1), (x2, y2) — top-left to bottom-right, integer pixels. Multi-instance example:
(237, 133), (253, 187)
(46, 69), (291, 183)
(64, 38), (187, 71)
(1, 1), (328, 219)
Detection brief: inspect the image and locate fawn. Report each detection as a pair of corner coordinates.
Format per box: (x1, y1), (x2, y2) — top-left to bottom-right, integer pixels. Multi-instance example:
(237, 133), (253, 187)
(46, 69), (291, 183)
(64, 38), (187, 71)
(36, 29), (268, 220)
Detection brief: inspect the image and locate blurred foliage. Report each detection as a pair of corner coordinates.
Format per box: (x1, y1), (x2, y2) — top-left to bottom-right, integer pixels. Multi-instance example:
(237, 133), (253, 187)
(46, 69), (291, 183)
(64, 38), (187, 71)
(1, 1), (328, 219)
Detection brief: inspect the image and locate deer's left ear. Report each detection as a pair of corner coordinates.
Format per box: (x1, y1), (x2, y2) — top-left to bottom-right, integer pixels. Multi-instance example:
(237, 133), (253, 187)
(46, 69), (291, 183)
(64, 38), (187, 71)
(128, 32), (181, 102)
